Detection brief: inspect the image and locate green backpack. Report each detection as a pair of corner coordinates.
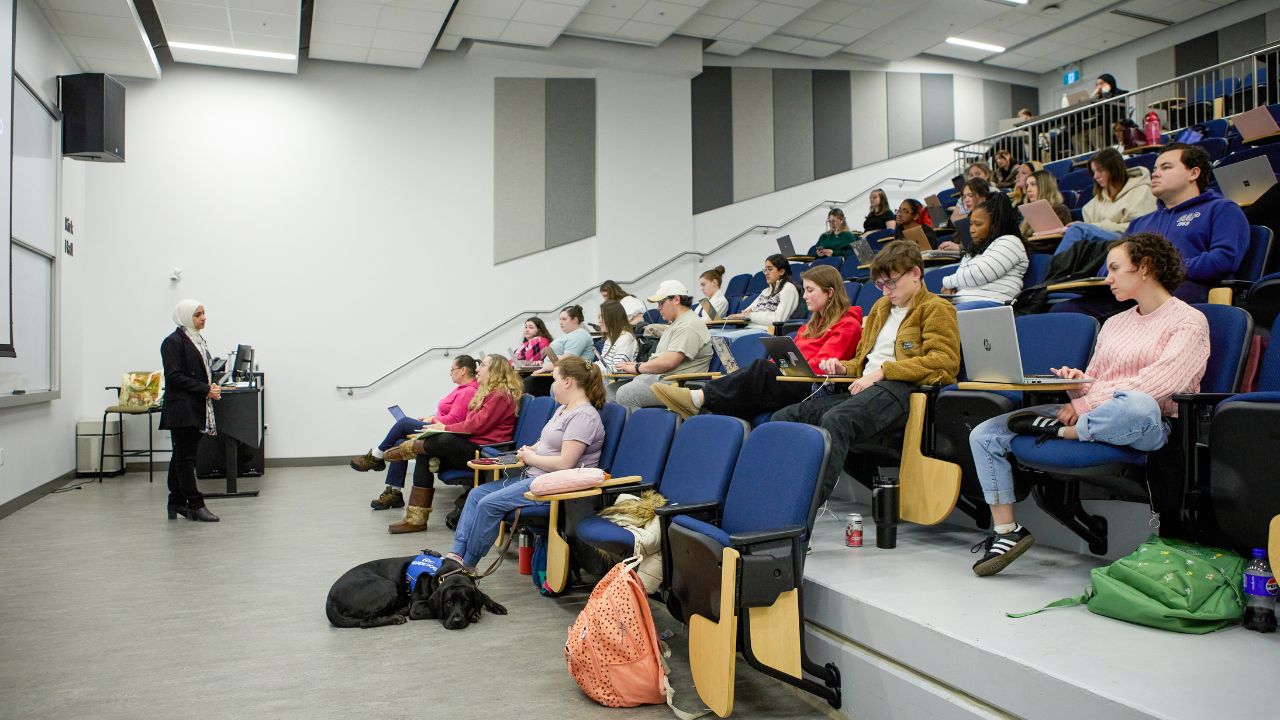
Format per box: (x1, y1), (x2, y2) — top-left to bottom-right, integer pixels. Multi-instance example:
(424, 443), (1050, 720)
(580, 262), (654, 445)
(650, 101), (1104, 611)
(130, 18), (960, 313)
(1010, 535), (1245, 634)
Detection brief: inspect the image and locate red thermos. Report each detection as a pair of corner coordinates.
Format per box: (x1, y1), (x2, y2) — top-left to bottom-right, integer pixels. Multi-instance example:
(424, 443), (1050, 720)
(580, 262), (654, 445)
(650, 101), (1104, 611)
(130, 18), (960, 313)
(1144, 111), (1162, 146)
(518, 529), (533, 575)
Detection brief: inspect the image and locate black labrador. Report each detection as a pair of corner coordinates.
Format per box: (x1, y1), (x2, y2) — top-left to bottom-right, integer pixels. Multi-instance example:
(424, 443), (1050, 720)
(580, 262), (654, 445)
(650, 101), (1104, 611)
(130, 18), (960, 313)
(326, 554), (506, 630)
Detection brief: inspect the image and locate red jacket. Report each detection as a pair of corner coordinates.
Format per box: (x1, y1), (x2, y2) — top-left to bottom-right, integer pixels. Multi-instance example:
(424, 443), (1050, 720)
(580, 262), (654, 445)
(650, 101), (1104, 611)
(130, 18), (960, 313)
(444, 390), (517, 447)
(794, 306), (863, 368)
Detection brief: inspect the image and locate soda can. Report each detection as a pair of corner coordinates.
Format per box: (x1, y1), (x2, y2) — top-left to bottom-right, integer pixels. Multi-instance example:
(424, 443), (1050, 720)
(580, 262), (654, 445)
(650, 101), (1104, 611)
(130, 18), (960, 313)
(845, 513), (863, 547)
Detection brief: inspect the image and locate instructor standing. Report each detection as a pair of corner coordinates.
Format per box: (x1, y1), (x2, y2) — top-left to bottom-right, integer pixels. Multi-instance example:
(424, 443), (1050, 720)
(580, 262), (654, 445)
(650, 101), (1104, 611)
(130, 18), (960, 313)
(160, 299), (221, 522)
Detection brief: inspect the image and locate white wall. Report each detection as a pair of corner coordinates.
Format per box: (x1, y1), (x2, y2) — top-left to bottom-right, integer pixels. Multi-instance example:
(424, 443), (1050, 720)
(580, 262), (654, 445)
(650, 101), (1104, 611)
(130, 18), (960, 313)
(0, 0), (87, 507)
(1037, 0), (1280, 109)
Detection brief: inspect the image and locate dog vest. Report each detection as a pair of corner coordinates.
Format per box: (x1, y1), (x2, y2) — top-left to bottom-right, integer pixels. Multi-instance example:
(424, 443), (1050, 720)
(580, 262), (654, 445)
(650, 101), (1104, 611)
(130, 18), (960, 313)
(404, 554), (445, 591)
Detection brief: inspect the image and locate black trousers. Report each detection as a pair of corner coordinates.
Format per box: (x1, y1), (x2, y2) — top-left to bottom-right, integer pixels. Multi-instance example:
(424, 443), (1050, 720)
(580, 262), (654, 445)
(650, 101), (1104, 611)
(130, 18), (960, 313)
(167, 426), (204, 509)
(1245, 183), (1280, 277)
(702, 359), (816, 421)
(411, 434), (484, 489)
(523, 374), (553, 397)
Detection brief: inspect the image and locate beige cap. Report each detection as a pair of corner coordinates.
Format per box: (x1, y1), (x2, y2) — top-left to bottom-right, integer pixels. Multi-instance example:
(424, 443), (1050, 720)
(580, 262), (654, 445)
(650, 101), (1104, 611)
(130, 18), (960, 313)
(647, 279), (691, 302)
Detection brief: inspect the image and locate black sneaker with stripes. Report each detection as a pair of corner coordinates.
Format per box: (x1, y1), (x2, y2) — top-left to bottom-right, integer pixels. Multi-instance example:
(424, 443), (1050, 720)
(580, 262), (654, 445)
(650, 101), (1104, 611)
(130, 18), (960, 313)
(1006, 411), (1064, 444)
(971, 526), (1035, 577)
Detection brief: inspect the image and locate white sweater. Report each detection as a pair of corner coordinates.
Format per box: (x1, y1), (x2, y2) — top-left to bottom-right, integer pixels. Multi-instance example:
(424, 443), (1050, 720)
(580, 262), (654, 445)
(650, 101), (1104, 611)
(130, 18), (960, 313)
(596, 333), (638, 373)
(744, 282), (799, 328)
(942, 234), (1028, 304)
(1082, 167), (1157, 233)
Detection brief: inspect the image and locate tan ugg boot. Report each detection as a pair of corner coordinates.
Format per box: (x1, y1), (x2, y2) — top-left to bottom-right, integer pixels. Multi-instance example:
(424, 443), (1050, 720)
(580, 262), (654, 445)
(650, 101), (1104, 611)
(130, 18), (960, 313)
(388, 487), (434, 534)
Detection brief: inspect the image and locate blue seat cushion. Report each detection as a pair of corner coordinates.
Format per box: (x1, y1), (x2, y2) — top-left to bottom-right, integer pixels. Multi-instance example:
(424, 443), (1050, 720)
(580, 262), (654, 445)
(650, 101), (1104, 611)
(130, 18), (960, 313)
(751, 412), (773, 428)
(576, 515), (636, 556)
(1011, 436), (1147, 471)
(1224, 391), (1280, 404)
(438, 469), (472, 485)
(672, 515), (731, 548)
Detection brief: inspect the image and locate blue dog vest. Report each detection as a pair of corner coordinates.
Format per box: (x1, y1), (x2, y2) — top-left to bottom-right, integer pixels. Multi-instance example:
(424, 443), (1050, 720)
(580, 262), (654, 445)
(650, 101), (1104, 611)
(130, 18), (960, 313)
(405, 554), (444, 591)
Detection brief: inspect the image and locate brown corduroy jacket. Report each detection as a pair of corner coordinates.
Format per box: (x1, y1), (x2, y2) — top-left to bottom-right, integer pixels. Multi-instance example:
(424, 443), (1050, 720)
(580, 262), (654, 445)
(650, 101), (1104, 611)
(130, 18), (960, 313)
(842, 286), (961, 386)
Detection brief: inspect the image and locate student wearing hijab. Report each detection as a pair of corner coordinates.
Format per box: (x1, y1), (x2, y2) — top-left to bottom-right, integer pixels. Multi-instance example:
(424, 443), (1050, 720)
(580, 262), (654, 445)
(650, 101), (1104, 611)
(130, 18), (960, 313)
(159, 299), (222, 522)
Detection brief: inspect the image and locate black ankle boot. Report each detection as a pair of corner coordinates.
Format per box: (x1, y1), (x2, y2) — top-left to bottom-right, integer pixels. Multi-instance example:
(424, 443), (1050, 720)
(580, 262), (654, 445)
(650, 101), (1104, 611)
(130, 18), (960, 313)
(167, 504), (192, 520)
(190, 506), (220, 522)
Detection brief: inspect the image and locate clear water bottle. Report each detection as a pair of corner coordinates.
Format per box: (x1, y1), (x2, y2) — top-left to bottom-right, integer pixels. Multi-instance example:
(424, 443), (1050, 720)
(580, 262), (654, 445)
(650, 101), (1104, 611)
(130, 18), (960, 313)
(1242, 547), (1277, 633)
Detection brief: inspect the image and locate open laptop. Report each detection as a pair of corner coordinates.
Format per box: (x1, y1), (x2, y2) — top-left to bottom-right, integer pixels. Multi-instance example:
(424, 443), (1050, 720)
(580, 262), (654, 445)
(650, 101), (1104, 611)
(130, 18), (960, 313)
(923, 195), (949, 227)
(776, 234), (799, 257)
(1063, 89), (1091, 107)
(710, 336), (740, 374)
(951, 175), (966, 192)
(1233, 106), (1280, 142)
(1215, 155), (1277, 207)
(760, 336), (824, 379)
(852, 238), (875, 265)
(542, 345), (559, 364)
(1020, 199), (1069, 238)
(698, 298), (721, 320)
(902, 225), (932, 251)
(958, 306), (1090, 385)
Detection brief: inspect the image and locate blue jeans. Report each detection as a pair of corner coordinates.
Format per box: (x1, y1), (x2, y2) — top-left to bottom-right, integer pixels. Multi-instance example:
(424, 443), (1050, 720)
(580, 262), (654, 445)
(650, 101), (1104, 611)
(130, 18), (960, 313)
(969, 390), (1170, 506)
(378, 416), (425, 488)
(1055, 223), (1119, 258)
(451, 475), (545, 567)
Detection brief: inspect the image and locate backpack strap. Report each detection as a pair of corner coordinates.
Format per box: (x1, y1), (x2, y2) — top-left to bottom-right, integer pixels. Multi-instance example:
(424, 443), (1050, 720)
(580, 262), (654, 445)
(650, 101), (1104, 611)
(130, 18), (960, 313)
(1006, 588), (1093, 619)
(656, 640), (712, 720)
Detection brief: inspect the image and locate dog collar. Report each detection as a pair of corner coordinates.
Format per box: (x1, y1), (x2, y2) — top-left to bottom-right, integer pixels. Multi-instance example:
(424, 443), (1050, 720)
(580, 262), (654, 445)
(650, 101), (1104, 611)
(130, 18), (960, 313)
(404, 553), (444, 591)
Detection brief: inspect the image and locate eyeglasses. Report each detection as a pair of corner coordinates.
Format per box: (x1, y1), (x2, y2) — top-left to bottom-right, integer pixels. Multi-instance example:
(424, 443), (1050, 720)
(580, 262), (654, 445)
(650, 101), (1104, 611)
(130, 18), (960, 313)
(874, 273), (908, 292)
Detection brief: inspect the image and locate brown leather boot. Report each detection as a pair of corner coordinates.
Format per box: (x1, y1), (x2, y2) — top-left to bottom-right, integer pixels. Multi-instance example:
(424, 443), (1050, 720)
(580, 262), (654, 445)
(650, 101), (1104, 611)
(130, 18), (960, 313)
(383, 438), (426, 463)
(349, 450), (386, 472)
(388, 487), (434, 534)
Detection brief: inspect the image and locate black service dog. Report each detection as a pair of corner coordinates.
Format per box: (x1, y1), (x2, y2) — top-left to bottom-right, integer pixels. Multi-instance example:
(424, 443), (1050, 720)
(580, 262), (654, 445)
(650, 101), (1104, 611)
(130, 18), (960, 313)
(326, 554), (506, 630)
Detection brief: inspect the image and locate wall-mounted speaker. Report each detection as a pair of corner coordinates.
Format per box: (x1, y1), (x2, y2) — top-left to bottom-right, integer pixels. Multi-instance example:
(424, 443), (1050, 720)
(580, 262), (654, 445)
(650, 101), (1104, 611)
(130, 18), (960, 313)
(59, 73), (125, 162)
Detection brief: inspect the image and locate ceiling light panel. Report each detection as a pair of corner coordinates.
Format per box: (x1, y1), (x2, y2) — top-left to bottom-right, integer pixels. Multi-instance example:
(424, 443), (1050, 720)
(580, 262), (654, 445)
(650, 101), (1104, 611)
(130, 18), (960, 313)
(154, 0), (301, 73)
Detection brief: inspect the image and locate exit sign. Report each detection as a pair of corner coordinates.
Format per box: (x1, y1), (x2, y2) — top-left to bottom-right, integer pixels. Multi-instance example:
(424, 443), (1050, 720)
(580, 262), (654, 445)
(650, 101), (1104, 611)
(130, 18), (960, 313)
(1063, 69), (1080, 85)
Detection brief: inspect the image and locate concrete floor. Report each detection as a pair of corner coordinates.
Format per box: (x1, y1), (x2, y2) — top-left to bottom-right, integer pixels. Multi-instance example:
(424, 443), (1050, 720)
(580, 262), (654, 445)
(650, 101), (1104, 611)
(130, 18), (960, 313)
(0, 466), (833, 719)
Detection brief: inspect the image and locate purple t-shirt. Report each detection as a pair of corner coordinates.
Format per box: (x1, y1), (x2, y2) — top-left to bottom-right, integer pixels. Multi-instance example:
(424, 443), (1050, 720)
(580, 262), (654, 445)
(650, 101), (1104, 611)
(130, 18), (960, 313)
(527, 403), (605, 478)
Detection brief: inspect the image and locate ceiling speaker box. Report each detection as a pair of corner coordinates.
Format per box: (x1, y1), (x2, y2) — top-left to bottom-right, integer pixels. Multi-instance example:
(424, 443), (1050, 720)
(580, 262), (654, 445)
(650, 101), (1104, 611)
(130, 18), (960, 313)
(60, 73), (125, 162)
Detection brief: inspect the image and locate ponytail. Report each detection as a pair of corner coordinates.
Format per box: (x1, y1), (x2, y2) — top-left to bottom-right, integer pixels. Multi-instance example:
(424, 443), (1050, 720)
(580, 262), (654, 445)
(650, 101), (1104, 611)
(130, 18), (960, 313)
(556, 355), (606, 409)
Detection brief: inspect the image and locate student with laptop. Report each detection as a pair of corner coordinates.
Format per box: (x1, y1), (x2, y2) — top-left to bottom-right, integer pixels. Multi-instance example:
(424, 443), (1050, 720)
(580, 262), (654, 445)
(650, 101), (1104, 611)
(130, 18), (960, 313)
(612, 280), (713, 411)
(1053, 148), (1155, 256)
(1016, 170), (1072, 244)
(523, 304), (596, 395)
(350, 355), (479, 511)
(892, 200), (939, 249)
(693, 265), (730, 320)
(380, 354), (524, 534)
(599, 280), (646, 325)
(1056, 144), (1249, 311)
(940, 194), (1028, 305)
(512, 317), (553, 367)
(967, 233), (1210, 576)
(650, 266), (862, 421)
(595, 301), (637, 375)
(773, 241), (961, 525)
(815, 209), (857, 257)
(727, 254), (799, 330)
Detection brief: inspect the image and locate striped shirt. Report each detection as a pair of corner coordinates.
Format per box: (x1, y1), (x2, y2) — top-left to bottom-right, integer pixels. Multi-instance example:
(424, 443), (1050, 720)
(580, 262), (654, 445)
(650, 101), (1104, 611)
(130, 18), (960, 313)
(597, 333), (638, 373)
(1069, 297), (1210, 416)
(942, 234), (1028, 304)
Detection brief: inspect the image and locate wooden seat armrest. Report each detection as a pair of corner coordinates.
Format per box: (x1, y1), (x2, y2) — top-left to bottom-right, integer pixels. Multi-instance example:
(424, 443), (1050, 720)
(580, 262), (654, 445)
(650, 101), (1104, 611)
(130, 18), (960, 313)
(665, 372), (723, 382)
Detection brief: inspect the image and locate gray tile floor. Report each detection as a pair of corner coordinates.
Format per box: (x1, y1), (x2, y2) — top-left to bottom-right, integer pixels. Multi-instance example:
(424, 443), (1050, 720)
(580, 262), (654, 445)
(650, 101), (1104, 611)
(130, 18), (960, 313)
(0, 466), (831, 719)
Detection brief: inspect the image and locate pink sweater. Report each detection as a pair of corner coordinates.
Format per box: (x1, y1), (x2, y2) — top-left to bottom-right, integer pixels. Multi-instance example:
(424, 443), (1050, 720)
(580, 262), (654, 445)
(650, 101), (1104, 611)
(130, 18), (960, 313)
(436, 381), (479, 425)
(1070, 298), (1209, 417)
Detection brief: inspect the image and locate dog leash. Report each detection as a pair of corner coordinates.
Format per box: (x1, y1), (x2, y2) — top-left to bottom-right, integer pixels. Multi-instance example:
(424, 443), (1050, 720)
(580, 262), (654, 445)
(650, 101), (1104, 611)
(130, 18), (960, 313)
(435, 508), (524, 585)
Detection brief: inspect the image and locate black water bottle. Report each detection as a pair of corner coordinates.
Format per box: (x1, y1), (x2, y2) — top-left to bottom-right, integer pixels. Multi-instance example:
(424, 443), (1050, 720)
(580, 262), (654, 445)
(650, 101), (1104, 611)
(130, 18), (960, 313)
(872, 478), (900, 549)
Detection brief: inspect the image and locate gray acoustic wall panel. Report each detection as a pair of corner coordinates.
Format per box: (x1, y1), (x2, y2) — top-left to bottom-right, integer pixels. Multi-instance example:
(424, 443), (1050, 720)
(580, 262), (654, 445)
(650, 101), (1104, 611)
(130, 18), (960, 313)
(1269, 10), (1280, 44)
(773, 69), (815, 191)
(886, 72), (922, 157)
(919, 73), (954, 148)
(494, 78), (546, 263)
(692, 67), (734, 214)
(1137, 47), (1177, 89)
(1009, 84), (1039, 118)
(544, 79), (596, 249)
(811, 69), (852, 180)
(731, 67), (775, 203)
(982, 79), (1011, 138)
(850, 70), (887, 168)
(1218, 18), (1265, 63)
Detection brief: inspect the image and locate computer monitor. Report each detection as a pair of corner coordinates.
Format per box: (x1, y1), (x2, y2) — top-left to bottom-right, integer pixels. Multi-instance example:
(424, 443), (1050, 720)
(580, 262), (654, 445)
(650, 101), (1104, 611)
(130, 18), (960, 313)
(233, 344), (254, 381)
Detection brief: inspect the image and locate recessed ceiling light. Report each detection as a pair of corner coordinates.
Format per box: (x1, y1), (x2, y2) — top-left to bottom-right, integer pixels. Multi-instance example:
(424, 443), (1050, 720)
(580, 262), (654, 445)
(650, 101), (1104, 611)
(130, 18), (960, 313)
(168, 42), (296, 61)
(994, 0), (1029, 5)
(946, 36), (1005, 53)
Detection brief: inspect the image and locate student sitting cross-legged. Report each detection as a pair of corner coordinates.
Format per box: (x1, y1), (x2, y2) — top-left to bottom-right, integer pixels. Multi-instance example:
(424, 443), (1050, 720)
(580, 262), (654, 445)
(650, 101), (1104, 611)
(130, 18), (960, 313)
(772, 241), (960, 524)
(612, 279), (713, 411)
(380, 354), (523, 533)
(968, 233), (1210, 577)
(445, 356), (606, 571)
(350, 354), (479, 511)
(651, 265), (862, 421)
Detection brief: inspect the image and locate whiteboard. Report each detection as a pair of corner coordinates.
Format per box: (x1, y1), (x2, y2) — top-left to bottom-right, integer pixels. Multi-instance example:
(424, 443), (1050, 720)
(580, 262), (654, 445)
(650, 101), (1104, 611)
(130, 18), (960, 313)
(12, 79), (55, 256)
(0, 243), (50, 393)
(0, 0), (14, 356)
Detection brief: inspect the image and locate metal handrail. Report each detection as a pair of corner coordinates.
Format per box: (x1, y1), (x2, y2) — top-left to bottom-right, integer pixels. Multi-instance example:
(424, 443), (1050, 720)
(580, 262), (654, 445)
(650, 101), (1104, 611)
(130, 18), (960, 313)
(954, 40), (1280, 172)
(336, 160), (956, 394)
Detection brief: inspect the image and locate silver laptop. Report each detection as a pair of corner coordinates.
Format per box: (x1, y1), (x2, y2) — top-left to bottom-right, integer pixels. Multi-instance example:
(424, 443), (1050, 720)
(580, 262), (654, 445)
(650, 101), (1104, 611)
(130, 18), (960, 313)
(852, 239), (875, 265)
(776, 234), (798, 257)
(957, 306), (1089, 385)
(1233, 106), (1280, 142)
(760, 336), (823, 379)
(1064, 89), (1091, 107)
(710, 336), (740, 374)
(1215, 155), (1276, 207)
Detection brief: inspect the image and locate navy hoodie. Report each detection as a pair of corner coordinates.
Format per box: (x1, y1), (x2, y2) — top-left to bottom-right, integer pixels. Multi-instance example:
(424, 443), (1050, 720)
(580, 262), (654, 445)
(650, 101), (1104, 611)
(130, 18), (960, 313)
(1126, 190), (1249, 288)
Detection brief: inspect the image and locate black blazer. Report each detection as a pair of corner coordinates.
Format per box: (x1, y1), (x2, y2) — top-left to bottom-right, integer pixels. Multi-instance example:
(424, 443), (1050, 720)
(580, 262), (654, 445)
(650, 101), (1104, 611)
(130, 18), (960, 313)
(159, 327), (212, 430)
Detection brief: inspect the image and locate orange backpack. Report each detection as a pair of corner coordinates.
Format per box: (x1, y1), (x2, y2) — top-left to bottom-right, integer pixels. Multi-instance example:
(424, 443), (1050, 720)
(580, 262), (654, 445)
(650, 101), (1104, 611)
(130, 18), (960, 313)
(564, 559), (705, 718)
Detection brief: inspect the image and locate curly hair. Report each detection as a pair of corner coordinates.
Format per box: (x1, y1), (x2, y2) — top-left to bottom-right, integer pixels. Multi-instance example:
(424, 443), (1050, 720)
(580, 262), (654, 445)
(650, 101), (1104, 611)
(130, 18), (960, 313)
(1109, 232), (1185, 293)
